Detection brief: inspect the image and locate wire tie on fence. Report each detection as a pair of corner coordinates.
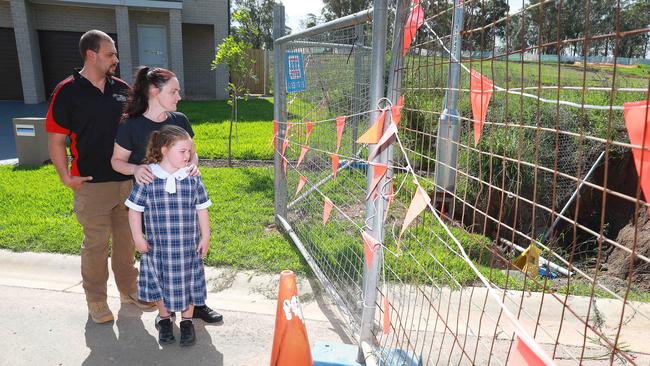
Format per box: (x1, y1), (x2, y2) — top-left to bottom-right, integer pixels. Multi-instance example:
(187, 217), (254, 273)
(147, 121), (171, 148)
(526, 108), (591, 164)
(376, 97), (393, 110)
(346, 35), (357, 64)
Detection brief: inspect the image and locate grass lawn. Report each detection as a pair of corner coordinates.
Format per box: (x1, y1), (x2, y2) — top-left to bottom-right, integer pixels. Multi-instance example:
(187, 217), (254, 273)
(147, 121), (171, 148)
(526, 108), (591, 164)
(0, 165), (309, 274)
(178, 98), (275, 160)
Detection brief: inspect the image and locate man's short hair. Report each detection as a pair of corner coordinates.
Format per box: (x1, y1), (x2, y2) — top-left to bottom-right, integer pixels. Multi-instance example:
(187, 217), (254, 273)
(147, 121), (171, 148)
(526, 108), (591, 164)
(79, 30), (113, 61)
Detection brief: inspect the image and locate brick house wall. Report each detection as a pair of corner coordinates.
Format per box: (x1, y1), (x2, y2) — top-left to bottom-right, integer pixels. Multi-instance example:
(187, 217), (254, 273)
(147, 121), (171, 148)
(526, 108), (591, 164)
(1, 0), (228, 102)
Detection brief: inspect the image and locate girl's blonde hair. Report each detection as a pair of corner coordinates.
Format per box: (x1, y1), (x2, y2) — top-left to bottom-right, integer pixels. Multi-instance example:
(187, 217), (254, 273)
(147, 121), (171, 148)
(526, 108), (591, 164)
(144, 124), (191, 163)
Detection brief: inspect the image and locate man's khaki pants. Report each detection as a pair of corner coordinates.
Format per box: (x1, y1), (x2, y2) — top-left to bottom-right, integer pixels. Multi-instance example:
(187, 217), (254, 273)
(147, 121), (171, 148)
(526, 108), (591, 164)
(74, 180), (138, 303)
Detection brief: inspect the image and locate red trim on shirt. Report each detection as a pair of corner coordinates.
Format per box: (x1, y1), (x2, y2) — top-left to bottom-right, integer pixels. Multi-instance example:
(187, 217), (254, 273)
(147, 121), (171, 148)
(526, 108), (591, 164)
(45, 76), (74, 134)
(111, 76), (130, 88)
(69, 132), (79, 176)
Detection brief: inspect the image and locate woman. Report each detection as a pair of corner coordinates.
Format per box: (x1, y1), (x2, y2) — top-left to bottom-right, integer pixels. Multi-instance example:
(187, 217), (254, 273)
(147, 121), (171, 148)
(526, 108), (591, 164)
(112, 66), (198, 183)
(111, 66), (223, 324)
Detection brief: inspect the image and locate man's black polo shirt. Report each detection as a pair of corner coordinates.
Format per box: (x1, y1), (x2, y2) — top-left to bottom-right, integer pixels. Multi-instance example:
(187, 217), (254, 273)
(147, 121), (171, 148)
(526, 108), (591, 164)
(46, 70), (131, 183)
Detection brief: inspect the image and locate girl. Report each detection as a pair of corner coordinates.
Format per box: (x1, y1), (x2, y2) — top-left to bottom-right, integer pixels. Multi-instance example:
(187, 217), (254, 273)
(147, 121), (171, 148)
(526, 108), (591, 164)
(125, 125), (211, 347)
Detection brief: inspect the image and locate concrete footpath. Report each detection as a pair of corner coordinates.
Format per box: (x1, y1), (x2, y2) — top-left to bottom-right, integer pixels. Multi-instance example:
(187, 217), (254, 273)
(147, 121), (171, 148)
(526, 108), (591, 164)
(0, 250), (351, 366)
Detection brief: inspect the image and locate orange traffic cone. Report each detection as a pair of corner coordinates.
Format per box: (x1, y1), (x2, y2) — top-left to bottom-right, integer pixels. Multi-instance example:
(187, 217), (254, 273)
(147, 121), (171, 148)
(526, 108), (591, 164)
(270, 270), (313, 366)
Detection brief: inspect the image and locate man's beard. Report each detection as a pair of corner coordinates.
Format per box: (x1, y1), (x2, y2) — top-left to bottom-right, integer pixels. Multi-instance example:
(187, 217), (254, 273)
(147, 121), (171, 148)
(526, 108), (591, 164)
(105, 64), (117, 76)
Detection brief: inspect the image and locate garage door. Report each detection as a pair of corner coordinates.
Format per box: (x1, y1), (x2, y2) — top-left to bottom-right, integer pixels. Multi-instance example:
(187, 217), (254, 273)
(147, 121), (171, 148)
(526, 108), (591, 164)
(39, 30), (119, 98)
(0, 28), (23, 100)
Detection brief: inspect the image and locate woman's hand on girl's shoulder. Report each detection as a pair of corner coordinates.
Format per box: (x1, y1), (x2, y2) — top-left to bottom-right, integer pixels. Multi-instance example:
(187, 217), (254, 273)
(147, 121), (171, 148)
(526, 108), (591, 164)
(134, 164), (154, 184)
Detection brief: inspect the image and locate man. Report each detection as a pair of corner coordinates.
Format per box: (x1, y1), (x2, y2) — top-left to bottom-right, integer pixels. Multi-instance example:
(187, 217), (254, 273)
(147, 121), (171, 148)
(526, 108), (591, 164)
(47, 30), (154, 323)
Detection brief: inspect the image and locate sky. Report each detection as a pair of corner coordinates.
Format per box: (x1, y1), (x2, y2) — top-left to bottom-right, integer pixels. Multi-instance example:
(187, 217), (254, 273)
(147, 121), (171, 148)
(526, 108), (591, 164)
(278, 0), (325, 32)
(276, 0), (523, 33)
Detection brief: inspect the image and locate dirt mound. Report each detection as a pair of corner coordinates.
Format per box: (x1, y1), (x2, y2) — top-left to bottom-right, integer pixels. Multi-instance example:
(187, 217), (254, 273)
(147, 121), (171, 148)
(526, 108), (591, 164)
(608, 212), (650, 291)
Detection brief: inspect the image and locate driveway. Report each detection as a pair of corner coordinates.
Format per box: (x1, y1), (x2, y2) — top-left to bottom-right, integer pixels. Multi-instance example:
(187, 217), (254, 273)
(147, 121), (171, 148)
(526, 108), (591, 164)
(0, 101), (49, 161)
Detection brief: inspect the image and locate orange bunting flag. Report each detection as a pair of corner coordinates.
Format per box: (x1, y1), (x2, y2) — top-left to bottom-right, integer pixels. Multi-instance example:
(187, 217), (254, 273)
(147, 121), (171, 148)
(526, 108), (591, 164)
(323, 197), (333, 224)
(391, 102), (404, 126)
(362, 231), (379, 268)
(281, 139), (289, 157)
(305, 121), (313, 143)
(507, 336), (554, 366)
(336, 116), (346, 152)
(331, 154), (340, 178)
(368, 122), (398, 161)
(402, 0), (424, 56)
(295, 176), (307, 197)
(384, 181), (395, 223)
(285, 122), (292, 139)
(272, 119), (278, 147)
(400, 183), (431, 237)
(383, 296), (391, 334)
(296, 146), (309, 169)
(470, 69), (494, 146)
(357, 109), (387, 144)
(366, 163), (388, 200)
(506, 315), (557, 366)
(283, 156), (288, 176)
(624, 100), (650, 214)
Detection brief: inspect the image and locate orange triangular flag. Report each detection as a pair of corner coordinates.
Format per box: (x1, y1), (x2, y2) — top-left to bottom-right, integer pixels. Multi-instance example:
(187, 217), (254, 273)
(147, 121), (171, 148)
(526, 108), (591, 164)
(402, 0), (424, 56)
(624, 100), (650, 214)
(400, 183), (431, 237)
(357, 110), (387, 144)
(285, 122), (292, 139)
(391, 104), (403, 126)
(305, 121), (313, 143)
(296, 146), (309, 169)
(272, 119), (278, 147)
(506, 313), (557, 366)
(362, 231), (379, 268)
(270, 270), (313, 366)
(383, 296), (390, 334)
(283, 156), (288, 176)
(384, 181), (394, 223)
(295, 175), (307, 197)
(368, 123), (398, 161)
(507, 336), (552, 366)
(470, 69), (494, 146)
(336, 116), (346, 152)
(281, 139), (289, 157)
(323, 197), (333, 224)
(331, 154), (339, 178)
(366, 163), (388, 200)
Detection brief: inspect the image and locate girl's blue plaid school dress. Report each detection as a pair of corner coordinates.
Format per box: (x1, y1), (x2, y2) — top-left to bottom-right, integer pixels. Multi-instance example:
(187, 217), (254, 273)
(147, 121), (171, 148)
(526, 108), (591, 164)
(125, 164), (211, 312)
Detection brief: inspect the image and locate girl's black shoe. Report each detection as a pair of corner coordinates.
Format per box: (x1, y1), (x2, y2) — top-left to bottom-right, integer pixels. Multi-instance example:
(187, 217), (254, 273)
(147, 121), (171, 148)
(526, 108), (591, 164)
(179, 320), (196, 347)
(157, 318), (175, 345)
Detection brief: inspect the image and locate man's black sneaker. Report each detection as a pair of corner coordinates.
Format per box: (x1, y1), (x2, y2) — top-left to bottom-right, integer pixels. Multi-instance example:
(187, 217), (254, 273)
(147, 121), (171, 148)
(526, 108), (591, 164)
(179, 320), (196, 347)
(193, 305), (223, 323)
(157, 318), (175, 345)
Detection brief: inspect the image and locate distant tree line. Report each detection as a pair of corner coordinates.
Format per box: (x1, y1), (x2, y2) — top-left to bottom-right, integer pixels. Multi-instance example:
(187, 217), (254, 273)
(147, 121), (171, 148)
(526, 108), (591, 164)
(228, 0), (649, 58)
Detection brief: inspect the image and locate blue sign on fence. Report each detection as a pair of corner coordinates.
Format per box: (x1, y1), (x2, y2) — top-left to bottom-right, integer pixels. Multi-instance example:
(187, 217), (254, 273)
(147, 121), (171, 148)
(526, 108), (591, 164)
(285, 52), (306, 93)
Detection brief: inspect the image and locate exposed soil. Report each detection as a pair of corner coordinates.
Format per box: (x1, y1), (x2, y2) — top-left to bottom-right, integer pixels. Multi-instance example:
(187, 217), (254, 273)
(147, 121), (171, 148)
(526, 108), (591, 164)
(607, 213), (650, 291)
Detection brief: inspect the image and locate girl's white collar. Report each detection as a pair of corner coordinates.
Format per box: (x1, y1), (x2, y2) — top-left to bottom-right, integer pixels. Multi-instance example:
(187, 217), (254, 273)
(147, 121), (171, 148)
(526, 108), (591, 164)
(150, 164), (189, 194)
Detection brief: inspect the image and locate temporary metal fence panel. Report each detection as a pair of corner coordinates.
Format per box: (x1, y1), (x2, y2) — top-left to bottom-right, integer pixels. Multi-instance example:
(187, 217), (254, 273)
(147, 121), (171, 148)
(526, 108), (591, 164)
(273, 5), (378, 347)
(274, 0), (650, 365)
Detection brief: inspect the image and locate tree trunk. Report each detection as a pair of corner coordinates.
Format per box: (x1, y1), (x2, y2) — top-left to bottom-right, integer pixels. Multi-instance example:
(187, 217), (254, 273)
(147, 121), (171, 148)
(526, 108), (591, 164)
(228, 95), (235, 167)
